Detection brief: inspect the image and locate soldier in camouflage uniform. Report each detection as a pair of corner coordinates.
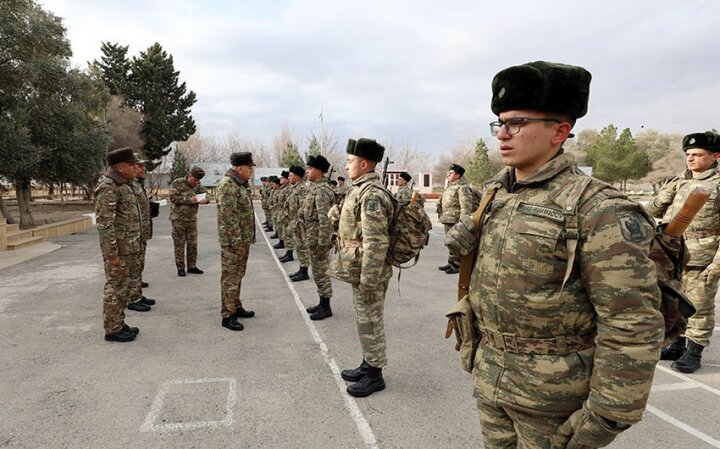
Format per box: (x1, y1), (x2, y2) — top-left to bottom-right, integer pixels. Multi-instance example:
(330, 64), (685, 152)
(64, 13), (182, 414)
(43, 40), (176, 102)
(272, 171), (290, 248)
(336, 176), (350, 203)
(446, 61), (664, 449)
(395, 171), (413, 203)
(302, 155), (336, 319)
(268, 176), (281, 235)
(437, 163), (474, 274)
(95, 148), (144, 342)
(169, 166), (209, 276)
(260, 177), (273, 231)
(647, 131), (720, 373)
(216, 152), (257, 332)
(127, 158), (155, 312)
(280, 166), (309, 265)
(331, 138), (394, 398)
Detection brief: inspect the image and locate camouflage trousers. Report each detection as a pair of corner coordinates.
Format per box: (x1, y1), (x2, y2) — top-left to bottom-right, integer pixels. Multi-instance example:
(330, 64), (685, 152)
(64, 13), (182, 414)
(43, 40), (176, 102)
(103, 254), (140, 334)
(263, 206), (272, 222)
(172, 219), (198, 269)
(351, 277), (390, 368)
(477, 399), (569, 449)
(283, 220), (294, 249)
(444, 224), (461, 268)
(683, 268), (717, 347)
(129, 241), (147, 303)
(293, 227), (311, 268)
(309, 245), (332, 298)
(220, 244), (250, 318)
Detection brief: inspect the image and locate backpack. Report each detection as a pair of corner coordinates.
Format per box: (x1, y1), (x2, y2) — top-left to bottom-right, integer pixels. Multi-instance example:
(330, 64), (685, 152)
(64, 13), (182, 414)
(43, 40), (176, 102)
(561, 176), (695, 345)
(355, 183), (433, 268)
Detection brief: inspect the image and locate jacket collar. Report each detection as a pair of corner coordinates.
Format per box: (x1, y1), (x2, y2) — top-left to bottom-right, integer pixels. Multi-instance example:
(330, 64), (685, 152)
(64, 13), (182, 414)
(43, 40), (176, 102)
(489, 151), (576, 192)
(687, 162), (718, 180)
(352, 172), (380, 186)
(105, 166), (128, 185)
(226, 168), (248, 186)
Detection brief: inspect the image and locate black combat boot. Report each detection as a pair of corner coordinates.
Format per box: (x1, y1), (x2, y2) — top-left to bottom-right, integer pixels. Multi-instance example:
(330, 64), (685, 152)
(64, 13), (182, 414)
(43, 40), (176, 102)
(273, 240), (285, 249)
(660, 336), (686, 361)
(270, 232), (279, 239)
(347, 365), (385, 397)
(291, 266), (309, 282)
(310, 297), (332, 320)
(341, 359), (369, 382)
(234, 307), (255, 318)
(140, 296), (156, 306)
(127, 301), (151, 312)
(672, 340), (704, 373)
(104, 327), (137, 342)
(187, 266), (204, 274)
(123, 324), (140, 335)
(438, 264), (451, 271)
(222, 316), (244, 331)
(177, 268), (186, 277)
(141, 281), (149, 288)
(264, 225), (273, 232)
(306, 296), (321, 313)
(445, 265), (459, 274)
(279, 250), (294, 263)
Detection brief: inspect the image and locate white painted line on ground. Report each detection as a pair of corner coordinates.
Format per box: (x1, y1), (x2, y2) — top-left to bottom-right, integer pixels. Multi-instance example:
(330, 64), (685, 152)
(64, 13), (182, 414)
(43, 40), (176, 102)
(651, 382), (700, 392)
(646, 404), (720, 448)
(656, 364), (720, 396)
(256, 215), (379, 449)
(140, 377), (237, 432)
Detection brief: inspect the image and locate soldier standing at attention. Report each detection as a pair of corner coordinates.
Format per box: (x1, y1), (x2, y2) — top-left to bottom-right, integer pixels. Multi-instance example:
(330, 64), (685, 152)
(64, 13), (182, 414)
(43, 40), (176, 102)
(395, 171), (413, 203)
(217, 152), (257, 331)
(127, 157), (155, 312)
(95, 148), (143, 342)
(268, 176), (281, 236)
(446, 61), (664, 448)
(437, 164), (474, 274)
(646, 131), (720, 373)
(302, 155), (335, 319)
(280, 165), (309, 264)
(169, 166), (209, 277)
(331, 138), (394, 398)
(336, 176), (349, 200)
(272, 171), (291, 248)
(260, 177), (273, 232)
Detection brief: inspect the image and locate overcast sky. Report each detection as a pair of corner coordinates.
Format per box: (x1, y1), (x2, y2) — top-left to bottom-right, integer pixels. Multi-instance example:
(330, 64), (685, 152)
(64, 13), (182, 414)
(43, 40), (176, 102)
(41, 0), (720, 156)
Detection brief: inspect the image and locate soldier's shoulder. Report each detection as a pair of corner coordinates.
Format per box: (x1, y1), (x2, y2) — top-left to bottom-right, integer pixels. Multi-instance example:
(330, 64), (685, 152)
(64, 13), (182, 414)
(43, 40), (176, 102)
(170, 177), (186, 187)
(95, 176), (117, 193)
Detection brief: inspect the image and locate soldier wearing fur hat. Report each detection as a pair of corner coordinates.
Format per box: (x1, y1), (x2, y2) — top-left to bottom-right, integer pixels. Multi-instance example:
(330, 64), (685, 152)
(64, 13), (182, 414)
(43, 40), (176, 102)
(445, 61), (663, 448)
(331, 138), (394, 397)
(437, 163), (474, 274)
(169, 165), (210, 277)
(127, 156), (156, 312)
(260, 177), (273, 231)
(217, 152), (257, 331)
(281, 165), (310, 268)
(271, 171), (291, 248)
(647, 131), (720, 373)
(395, 172), (413, 203)
(95, 148), (144, 342)
(302, 155), (336, 319)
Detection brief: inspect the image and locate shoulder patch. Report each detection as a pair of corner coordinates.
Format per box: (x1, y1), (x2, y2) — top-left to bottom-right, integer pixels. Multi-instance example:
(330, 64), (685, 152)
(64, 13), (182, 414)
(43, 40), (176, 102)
(618, 211), (648, 243)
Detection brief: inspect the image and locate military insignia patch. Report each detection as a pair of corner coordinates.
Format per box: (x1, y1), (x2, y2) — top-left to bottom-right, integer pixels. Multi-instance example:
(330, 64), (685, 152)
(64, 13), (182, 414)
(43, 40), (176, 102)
(517, 202), (565, 222)
(367, 198), (378, 212)
(618, 212), (647, 243)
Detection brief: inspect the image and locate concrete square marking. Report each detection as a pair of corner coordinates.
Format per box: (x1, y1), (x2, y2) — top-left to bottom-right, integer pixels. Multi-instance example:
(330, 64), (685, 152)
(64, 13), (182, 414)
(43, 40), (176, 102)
(140, 377), (237, 432)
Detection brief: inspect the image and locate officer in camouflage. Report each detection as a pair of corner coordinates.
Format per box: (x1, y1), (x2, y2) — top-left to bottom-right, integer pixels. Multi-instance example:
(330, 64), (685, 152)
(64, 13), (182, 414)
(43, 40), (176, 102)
(647, 131), (720, 373)
(127, 157), (155, 312)
(446, 61), (664, 448)
(268, 176), (281, 235)
(260, 176), (273, 232)
(331, 138), (394, 398)
(302, 155), (336, 320)
(169, 166), (210, 277)
(216, 152), (257, 332)
(95, 148), (143, 342)
(437, 163), (474, 274)
(272, 171), (291, 248)
(395, 172), (413, 203)
(280, 165), (309, 265)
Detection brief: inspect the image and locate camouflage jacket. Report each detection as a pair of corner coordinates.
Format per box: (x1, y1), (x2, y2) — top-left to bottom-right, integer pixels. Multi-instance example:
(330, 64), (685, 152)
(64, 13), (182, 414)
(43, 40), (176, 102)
(131, 179), (152, 241)
(94, 167), (143, 257)
(303, 176), (335, 248)
(169, 177), (206, 222)
(261, 185), (271, 209)
(646, 165), (720, 267)
(275, 184), (292, 224)
(287, 181), (309, 228)
(438, 177), (474, 224)
(216, 169), (255, 247)
(335, 184), (350, 205)
(395, 185), (413, 203)
(465, 153), (663, 424)
(330, 172), (394, 287)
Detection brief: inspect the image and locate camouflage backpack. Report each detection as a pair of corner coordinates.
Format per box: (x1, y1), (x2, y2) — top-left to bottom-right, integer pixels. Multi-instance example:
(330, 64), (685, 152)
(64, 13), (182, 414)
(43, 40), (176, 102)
(355, 183), (433, 268)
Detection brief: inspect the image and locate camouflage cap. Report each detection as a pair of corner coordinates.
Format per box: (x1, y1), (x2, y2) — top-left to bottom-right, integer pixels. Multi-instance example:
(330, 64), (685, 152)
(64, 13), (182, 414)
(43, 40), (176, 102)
(346, 138), (385, 163)
(400, 171), (412, 182)
(491, 61), (592, 119)
(106, 147), (139, 165)
(449, 163), (465, 176)
(683, 132), (720, 152)
(189, 166), (205, 180)
(307, 155), (331, 173)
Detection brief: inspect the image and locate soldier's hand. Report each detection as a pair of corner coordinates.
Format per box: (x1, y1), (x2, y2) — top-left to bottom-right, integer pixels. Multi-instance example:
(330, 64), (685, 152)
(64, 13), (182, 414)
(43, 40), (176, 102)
(201, 198), (210, 205)
(701, 263), (720, 285)
(445, 215), (478, 256)
(553, 403), (627, 449)
(190, 195), (198, 203)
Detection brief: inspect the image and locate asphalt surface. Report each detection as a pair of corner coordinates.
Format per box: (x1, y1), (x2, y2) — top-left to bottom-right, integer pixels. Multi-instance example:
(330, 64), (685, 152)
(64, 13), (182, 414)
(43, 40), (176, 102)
(0, 201), (718, 449)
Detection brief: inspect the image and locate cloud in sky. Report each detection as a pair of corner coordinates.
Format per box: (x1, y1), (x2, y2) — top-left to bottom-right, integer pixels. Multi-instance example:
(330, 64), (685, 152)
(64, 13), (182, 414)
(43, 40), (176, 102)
(41, 0), (720, 156)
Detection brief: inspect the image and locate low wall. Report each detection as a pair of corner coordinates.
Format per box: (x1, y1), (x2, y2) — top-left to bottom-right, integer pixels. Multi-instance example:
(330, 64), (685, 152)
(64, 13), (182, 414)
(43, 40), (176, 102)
(31, 216), (92, 239)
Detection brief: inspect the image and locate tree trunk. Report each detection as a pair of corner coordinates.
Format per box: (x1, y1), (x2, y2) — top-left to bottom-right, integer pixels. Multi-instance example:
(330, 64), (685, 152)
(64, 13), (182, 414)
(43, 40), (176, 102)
(0, 195), (16, 224)
(47, 183), (55, 200)
(60, 183), (65, 204)
(15, 180), (35, 229)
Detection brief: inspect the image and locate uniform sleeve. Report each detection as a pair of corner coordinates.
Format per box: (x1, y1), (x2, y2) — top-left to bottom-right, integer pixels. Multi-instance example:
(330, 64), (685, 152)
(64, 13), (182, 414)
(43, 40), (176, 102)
(95, 184), (119, 258)
(580, 196), (664, 423)
(316, 187), (335, 245)
(218, 184), (242, 247)
(359, 191), (392, 288)
(645, 178), (677, 218)
(458, 185), (475, 216)
(169, 181), (194, 206)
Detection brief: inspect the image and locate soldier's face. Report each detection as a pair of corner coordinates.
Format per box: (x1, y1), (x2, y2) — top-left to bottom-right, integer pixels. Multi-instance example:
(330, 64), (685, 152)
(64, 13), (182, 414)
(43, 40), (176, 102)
(398, 178), (407, 186)
(307, 167), (322, 181)
(280, 177), (288, 185)
(346, 155), (368, 180)
(496, 109), (569, 180)
(685, 148), (719, 173)
(235, 164), (252, 180)
(114, 162), (136, 180)
(447, 171), (460, 182)
(289, 173), (300, 184)
(135, 163), (146, 178)
(188, 175), (200, 187)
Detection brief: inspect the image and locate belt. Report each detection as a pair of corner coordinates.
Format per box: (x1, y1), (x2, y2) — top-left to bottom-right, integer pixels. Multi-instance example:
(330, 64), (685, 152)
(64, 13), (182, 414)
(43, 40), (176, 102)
(685, 229), (720, 239)
(477, 325), (595, 355)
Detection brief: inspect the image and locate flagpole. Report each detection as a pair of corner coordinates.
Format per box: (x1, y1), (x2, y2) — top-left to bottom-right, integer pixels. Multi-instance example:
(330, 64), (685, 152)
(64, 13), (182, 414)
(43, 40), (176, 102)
(319, 107), (324, 155)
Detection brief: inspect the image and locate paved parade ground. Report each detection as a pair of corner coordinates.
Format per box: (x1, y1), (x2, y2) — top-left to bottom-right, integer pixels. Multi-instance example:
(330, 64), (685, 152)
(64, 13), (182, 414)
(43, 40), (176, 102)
(1, 202), (719, 449)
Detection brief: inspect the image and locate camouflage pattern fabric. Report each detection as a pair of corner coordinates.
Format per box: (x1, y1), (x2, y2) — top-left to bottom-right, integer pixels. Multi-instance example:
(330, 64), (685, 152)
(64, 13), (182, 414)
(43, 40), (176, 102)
(444, 223), (461, 269)
(438, 177), (474, 225)
(275, 184), (292, 241)
(169, 177), (205, 269)
(477, 398), (567, 449)
(646, 165), (720, 347)
(395, 184), (413, 203)
(260, 184), (272, 221)
(95, 167), (143, 333)
(446, 153), (663, 436)
(288, 180), (311, 267)
(130, 180), (151, 301)
(304, 176), (336, 297)
(335, 183), (350, 206)
(171, 220), (197, 270)
(330, 172), (394, 367)
(217, 169), (255, 318)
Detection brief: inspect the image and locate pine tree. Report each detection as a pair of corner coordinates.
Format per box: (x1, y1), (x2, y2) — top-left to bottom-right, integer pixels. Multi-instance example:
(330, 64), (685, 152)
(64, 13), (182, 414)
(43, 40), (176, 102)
(280, 141), (304, 168)
(169, 149), (189, 182)
(93, 42), (131, 96)
(306, 134), (321, 161)
(464, 139), (496, 187)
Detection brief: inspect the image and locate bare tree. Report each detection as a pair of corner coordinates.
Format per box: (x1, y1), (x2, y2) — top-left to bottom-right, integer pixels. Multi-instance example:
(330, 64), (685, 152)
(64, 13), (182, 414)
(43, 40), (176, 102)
(177, 132), (223, 163)
(224, 131), (273, 166)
